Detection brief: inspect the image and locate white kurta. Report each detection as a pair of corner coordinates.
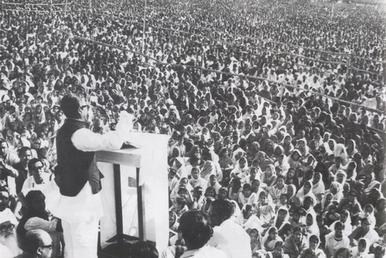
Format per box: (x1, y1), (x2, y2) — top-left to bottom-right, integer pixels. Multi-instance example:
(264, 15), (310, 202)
(51, 112), (133, 258)
(208, 219), (252, 258)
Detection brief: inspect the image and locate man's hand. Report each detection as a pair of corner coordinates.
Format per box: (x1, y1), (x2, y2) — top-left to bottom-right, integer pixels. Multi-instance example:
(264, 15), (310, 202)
(116, 111), (134, 132)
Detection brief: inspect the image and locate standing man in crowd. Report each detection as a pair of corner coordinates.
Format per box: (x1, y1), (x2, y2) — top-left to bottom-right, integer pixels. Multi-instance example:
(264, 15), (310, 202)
(14, 147), (33, 194)
(21, 158), (53, 197)
(178, 210), (226, 258)
(53, 94), (132, 258)
(207, 199), (251, 258)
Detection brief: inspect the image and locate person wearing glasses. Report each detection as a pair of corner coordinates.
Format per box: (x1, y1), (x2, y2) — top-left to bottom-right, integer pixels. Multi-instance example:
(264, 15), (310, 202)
(53, 94), (133, 258)
(16, 229), (53, 258)
(20, 158), (54, 198)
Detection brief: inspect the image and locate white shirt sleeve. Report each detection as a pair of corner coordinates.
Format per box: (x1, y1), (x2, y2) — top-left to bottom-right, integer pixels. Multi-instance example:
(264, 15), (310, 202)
(71, 111), (134, 152)
(24, 217), (58, 232)
(71, 128), (126, 152)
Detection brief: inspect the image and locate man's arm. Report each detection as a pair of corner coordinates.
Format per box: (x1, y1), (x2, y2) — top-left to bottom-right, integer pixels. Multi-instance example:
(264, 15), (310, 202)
(24, 217), (58, 232)
(71, 128), (126, 152)
(71, 111), (134, 152)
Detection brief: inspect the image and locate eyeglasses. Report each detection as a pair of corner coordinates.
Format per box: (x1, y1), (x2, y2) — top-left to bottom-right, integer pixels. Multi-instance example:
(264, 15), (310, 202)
(40, 244), (52, 249)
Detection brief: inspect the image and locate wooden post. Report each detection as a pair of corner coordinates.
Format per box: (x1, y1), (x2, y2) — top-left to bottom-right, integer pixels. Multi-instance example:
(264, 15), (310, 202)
(113, 164), (124, 245)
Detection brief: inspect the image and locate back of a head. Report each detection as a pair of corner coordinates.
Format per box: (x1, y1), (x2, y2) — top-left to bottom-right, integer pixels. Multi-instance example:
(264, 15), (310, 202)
(334, 247), (350, 258)
(24, 229), (52, 255)
(178, 210), (213, 250)
(60, 94), (81, 119)
(130, 241), (158, 258)
(23, 190), (46, 218)
(25, 190), (45, 207)
(210, 199), (234, 225)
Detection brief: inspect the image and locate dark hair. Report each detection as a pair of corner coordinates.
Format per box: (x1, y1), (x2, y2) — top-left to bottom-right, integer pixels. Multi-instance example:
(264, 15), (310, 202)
(18, 146), (31, 157)
(24, 229), (50, 254)
(204, 186), (216, 197)
(60, 94), (81, 119)
(210, 199), (234, 224)
(178, 210), (213, 250)
(28, 158), (42, 172)
(309, 234), (319, 243)
(243, 183), (252, 191)
(23, 190), (47, 217)
(130, 241), (158, 258)
(334, 248), (351, 258)
(334, 221), (344, 230)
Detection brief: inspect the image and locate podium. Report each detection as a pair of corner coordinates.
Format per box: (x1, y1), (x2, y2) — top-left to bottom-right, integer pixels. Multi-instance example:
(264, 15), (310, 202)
(95, 133), (169, 255)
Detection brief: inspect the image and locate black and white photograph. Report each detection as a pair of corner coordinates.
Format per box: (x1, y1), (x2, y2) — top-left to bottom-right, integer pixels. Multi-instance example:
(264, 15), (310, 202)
(0, 0), (385, 257)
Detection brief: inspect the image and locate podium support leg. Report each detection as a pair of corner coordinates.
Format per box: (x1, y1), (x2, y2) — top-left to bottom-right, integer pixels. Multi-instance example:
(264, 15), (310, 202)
(136, 167), (144, 241)
(113, 164), (123, 245)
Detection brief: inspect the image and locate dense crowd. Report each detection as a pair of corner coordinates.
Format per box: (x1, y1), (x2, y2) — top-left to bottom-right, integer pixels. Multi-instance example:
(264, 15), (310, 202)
(0, 0), (385, 257)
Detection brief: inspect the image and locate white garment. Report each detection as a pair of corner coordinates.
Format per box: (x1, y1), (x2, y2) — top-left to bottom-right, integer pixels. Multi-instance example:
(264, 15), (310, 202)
(208, 219), (251, 258)
(0, 208), (17, 225)
(362, 229), (381, 246)
(52, 111), (132, 258)
(21, 173), (54, 196)
(0, 231), (20, 256)
(325, 233), (350, 257)
(62, 217), (99, 258)
(180, 245), (227, 258)
(24, 217), (58, 232)
(0, 242), (14, 258)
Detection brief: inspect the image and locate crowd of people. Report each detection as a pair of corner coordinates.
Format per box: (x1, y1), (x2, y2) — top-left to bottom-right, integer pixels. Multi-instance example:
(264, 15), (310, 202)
(0, 0), (385, 257)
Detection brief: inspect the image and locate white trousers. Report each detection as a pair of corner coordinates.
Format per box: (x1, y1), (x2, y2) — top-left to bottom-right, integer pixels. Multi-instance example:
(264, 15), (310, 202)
(62, 217), (99, 258)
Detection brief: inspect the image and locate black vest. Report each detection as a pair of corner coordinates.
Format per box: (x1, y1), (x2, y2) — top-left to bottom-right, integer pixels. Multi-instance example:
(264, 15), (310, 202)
(55, 119), (102, 196)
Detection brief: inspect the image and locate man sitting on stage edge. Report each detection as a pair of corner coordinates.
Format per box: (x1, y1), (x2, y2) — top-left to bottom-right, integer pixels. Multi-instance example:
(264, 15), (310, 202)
(53, 94), (132, 258)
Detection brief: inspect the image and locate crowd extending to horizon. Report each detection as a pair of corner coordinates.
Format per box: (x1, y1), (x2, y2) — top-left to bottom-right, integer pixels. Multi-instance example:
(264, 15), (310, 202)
(0, 0), (385, 257)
